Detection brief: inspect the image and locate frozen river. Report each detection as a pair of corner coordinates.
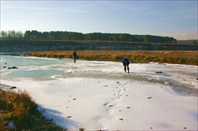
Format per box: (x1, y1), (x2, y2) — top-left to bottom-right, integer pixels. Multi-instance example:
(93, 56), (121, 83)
(0, 55), (197, 130)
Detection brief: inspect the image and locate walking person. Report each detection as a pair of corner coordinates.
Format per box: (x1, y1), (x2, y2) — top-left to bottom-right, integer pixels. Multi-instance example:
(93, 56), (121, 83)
(122, 58), (130, 73)
(73, 49), (77, 63)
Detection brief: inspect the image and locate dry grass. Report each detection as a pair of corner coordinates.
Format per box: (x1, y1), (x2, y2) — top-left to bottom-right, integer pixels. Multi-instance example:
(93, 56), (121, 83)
(0, 89), (63, 131)
(25, 51), (198, 65)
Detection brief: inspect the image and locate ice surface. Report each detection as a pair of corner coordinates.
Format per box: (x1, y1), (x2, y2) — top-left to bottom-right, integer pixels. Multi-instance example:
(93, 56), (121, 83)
(0, 55), (197, 130)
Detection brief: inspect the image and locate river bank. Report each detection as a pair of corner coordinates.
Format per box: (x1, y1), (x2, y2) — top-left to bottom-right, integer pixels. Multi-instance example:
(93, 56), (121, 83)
(25, 51), (198, 65)
(0, 88), (63, 130)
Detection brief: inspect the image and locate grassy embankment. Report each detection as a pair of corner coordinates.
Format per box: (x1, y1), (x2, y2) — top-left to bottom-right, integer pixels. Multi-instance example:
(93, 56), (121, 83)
(25, 51), (198, 65)
(0, 89), (63, 131)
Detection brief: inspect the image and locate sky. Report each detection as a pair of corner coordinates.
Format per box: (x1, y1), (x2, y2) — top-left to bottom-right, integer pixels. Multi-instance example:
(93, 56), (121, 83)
(0, 0), (197, 40)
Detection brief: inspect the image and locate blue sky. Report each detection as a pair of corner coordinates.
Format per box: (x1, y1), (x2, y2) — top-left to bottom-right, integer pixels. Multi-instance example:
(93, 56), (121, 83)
(1, 0), (197, 40)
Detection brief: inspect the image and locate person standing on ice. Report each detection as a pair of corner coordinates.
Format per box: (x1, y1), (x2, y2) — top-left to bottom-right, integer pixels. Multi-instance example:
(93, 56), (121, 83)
(122, 58), (130, 73)
(73, 49), (77, 63)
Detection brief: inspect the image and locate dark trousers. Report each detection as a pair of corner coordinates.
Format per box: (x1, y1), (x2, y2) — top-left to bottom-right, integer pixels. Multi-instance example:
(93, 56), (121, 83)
(74, 56), (77, 63)
(123, 63), (129, 73)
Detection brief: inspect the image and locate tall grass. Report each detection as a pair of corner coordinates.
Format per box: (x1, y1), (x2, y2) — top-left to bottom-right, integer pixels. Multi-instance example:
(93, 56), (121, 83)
(25, 51), (198, 65)
(0, 89), (63, 130)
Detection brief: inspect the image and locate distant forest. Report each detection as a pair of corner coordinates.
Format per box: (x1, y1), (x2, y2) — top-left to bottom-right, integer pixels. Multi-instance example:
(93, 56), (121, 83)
(0, 30), (176, 43)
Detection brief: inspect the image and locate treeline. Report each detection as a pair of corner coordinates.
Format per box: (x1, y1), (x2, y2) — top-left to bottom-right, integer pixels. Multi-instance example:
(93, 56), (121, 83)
(0, 31), (23, 39)
(0, 30), (176, 43)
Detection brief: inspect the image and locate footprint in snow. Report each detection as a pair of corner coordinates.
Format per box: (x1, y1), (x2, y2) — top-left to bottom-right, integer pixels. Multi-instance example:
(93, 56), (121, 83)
(108, 105), (113, 107)
(67, 116), (72, 118)
(126, 107), (131, 109)
(117, 96), (121, 100)
(119, 118), (124, 121)
(103, 103), (109, 106)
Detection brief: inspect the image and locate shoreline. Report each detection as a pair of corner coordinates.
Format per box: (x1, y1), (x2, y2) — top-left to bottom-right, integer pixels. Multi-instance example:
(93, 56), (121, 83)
(25, 51), (198, 66)
(0, 88), (63, 130)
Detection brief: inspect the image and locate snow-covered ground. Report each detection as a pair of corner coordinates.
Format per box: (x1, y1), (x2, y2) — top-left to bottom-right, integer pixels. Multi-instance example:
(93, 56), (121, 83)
(0, 55), (197, 130)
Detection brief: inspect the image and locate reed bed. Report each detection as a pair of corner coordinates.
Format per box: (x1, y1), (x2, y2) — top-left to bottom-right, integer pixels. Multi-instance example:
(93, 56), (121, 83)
(25, 51), (198, 65)
(0, 89), (63, 130)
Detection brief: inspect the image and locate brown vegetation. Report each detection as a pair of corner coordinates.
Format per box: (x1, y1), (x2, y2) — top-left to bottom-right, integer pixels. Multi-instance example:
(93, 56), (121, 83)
(25, 51), (198, 65)
(0, 89), (63, 131)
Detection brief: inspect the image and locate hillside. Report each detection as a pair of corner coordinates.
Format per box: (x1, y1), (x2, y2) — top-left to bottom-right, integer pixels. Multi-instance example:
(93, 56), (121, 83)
(1, 39), (198, 53)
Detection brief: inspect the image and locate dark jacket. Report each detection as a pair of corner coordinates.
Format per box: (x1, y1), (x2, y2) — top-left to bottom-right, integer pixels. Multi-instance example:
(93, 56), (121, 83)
(122, 58), (130, 65)
(73, 51), (77, 59)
